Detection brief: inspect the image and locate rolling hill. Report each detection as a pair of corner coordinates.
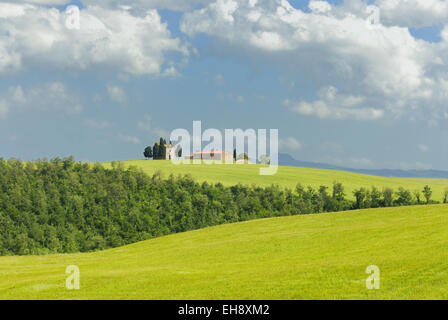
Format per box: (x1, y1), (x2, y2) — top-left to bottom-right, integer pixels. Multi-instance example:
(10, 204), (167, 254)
(101, 160), (448, 201)
(279, 153), (448, 179)
(1, 205), (447, 300)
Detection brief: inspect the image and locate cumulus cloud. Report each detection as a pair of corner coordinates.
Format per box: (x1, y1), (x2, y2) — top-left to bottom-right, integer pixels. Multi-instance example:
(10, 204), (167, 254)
(0, 3), (189, 76)
(97, 0), (210, 12)
(309, 0), (332, 14)
(3, 0), (448, 124)
(180, 0), (448, 123)
(0, 0), (66, 4)
(0, 0), (210, 12)
(328, 0), (448, 29)
(375, 0), (448, 28)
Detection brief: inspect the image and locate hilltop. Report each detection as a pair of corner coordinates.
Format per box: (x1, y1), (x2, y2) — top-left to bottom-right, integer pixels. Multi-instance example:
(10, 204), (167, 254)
(101, 160), (448, 201)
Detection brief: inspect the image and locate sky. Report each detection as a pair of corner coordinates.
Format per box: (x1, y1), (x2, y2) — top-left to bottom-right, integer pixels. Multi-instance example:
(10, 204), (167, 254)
(0, 0), (448, 170)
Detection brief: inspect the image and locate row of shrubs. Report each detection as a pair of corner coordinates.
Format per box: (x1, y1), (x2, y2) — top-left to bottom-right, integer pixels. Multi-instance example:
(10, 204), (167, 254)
(0, 157), (445, 255)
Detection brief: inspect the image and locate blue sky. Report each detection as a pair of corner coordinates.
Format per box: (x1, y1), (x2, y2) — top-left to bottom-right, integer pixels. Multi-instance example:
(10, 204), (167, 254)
(0, 0), (448, 170)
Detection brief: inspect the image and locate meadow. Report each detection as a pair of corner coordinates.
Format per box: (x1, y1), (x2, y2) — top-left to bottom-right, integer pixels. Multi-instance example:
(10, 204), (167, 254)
(102, 160), (448, 201)
(1, 205), (447, 300)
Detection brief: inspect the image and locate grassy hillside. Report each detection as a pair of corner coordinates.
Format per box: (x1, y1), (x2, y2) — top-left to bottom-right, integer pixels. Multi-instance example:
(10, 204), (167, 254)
(101, 160), (448, 201)
(1, 205), (447, 300)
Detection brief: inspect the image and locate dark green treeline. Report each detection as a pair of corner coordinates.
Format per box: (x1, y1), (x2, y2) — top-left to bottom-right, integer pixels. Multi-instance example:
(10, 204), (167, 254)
(0, 157), (442, 255)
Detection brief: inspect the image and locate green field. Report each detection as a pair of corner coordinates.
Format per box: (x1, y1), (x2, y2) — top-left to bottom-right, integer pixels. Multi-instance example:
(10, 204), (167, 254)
(1, 205), (447, 300)
(101, 160), (448, 201)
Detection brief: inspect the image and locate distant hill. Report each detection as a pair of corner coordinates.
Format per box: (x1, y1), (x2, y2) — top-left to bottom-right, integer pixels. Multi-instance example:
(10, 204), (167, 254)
(279, 153), (448, 179)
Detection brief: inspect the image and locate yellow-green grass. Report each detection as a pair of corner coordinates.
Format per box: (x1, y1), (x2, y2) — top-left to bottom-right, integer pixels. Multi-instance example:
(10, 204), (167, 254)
(101, 160), (448, 201)
(1, 205), (447, 300)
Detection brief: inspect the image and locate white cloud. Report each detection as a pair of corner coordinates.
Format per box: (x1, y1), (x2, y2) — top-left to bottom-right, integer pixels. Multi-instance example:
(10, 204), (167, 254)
(0, 1), (67, 5)
(375, 0), (448, 28)
(3, 0), (448, 125)
(0, 0), (211, 12)
(84, 119), (112, 129)
(309, 0), (332, 14)
(181, 0), (448, 123)
(279, 137), (301, 151)
(30, 82), (83, 114)
(442, 25), (448, 41)
(118, 134), (141, 145)
(162, 65), (181, 77)
(0, 3), (189, 76)
(107, 85), (127, 105)
(328, 0), (448, 29)
(87, 0), (209, 12)
(292, 100), (383, 120)
(1, 82), (82, 116)
(287, 86), (384, 121)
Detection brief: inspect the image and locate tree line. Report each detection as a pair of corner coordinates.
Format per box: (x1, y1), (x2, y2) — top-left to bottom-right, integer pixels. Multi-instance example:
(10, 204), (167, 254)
(0, 157), (446, 256)
(144, 138), (170, 160)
